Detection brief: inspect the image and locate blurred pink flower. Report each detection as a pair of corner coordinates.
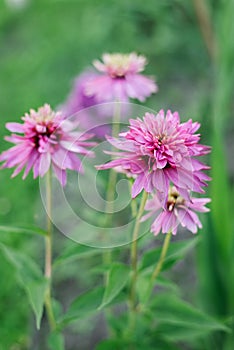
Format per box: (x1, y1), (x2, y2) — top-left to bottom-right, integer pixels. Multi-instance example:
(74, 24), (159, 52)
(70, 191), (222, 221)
(0, 104), (95, 186)
(142, 187), (210, 235)
(97, 110), (211, 203)
(60, 70), (111, 138)
(61, 71), (100, 117)
(85, 53), (158, 102)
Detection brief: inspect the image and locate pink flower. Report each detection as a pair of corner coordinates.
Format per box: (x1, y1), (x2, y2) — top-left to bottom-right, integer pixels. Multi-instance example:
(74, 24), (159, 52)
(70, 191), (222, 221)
(0, 104), (96, 186)
(97, 110), (211, 203)
(85, 53), (158, 102)
(60, 70), (111, 138)
(142, 187), (210, 235)
(61, 71), (100, 117)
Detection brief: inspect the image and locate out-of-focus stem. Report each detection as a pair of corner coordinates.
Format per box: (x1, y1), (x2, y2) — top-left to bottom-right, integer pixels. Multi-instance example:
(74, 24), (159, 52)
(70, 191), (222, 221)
(125, 191), (148, 343)
(128, 181), (137, 218)
(105, 101), (121, 212)
(193, 0), (216, 60)
(44, 168), (56, 331)
(103, 102), (122, 269)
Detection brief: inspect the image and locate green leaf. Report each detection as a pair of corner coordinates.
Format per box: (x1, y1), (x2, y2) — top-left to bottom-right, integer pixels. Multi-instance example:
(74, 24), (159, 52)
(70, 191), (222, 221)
(53, 243), (101, 267)
(210, 132), (232, 261)
(150, 294), (230, 341)
(95, 339), (126, 350)
(140, 238), (198, 271)
(48, 332), (65, 350)
(60, 286), (104, 325)
(0, 243), (48, 329)
(136, 271), (179, 304)
(0, 225), (48, 237)
(99, 262), (130, 310)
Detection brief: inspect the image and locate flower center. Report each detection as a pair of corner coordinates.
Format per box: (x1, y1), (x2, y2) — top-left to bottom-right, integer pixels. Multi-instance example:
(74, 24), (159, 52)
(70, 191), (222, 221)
(106, 54), (132, 77)
(166, 187), (184, 211)
(98, 53), (147, 78)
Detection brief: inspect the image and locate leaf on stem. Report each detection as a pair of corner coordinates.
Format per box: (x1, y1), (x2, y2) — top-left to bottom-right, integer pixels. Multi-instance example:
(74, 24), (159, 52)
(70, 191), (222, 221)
(0, 243), (48, 329)
(140, 237), (199, 271)
(60, 286), (104, 325)
(0, 225), (48, 237)
(48, 331), (65, 350)
(136, 272), (179, 304)
(53, 243), (101, 267)
(150, 293), (230, 341)
(99, 262), (130, 310)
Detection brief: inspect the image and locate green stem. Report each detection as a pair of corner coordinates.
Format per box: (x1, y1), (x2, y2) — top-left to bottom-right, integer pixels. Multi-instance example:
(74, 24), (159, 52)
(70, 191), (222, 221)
(126, 191), (148, 339)
(128, 181), (137, 218)
(151, 231), (172, 282)
(144, 231), (172, 304)
(103, 102), (122, 274)
(130, 191), (148, 309)
(44, 168), (56, 331)
(105, 101), (122, 212)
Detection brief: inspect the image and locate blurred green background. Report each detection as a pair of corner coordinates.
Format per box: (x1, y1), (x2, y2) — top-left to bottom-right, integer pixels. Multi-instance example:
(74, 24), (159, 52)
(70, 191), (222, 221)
(0, 0), (233, 349)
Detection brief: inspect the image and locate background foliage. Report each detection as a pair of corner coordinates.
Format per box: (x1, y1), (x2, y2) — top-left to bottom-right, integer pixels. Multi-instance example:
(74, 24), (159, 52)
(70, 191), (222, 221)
(0, 0), (233, 349)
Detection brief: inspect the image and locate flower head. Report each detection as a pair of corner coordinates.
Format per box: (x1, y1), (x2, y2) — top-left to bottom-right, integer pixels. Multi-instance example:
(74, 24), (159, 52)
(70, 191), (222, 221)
(0, 104), (96, 186)
(142, 186), (210, 235)
(97, 110), (211, 203)
(85, 52), (158, 102)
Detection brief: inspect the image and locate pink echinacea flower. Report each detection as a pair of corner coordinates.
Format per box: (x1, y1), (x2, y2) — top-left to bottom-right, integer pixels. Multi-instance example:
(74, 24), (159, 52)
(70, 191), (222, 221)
(0, 104), (96, 186)
(85, 53), (158, 102)
(142, 186), (210, 235)
(97, 110), (211, 204)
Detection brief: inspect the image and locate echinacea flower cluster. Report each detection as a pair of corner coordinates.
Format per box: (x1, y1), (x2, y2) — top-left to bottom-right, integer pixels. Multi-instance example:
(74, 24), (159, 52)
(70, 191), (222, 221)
(97, 109), (211, 235)
(85, 53), (158, 103)
(0, 104), (95, 186)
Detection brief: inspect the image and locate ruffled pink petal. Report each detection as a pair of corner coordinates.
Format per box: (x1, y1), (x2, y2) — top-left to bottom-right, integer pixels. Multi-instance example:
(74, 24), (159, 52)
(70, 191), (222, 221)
(151, 211), (166, 236)
(177, 209), (199, 234)
(132, 173), (145, 198)
(52, 164), (67, 187)
(39, 152), (51, 177)
(6, 122), (25, 133)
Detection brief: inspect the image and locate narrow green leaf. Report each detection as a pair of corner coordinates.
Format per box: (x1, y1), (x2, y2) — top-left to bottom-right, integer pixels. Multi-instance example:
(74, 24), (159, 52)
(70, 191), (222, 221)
(0, 225), (48, 237)
(60, 286), (104, 325)
(210, 132), (232, 260)
(99, 263), (130, 310)
(140, 238), (198, 271)
(150, 294), (229, 341)
(53, 243), (101, 267)
(48, 332), (65, 350)
(0, 243), (48, 329)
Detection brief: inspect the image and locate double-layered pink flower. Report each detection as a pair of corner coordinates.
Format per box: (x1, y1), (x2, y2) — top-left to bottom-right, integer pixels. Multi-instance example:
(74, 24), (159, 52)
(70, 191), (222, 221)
(97, 110), (211, 204)
(0, 104), (95, 186)
(85, 53), (158, 102)
(142, 187), (210, 235)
